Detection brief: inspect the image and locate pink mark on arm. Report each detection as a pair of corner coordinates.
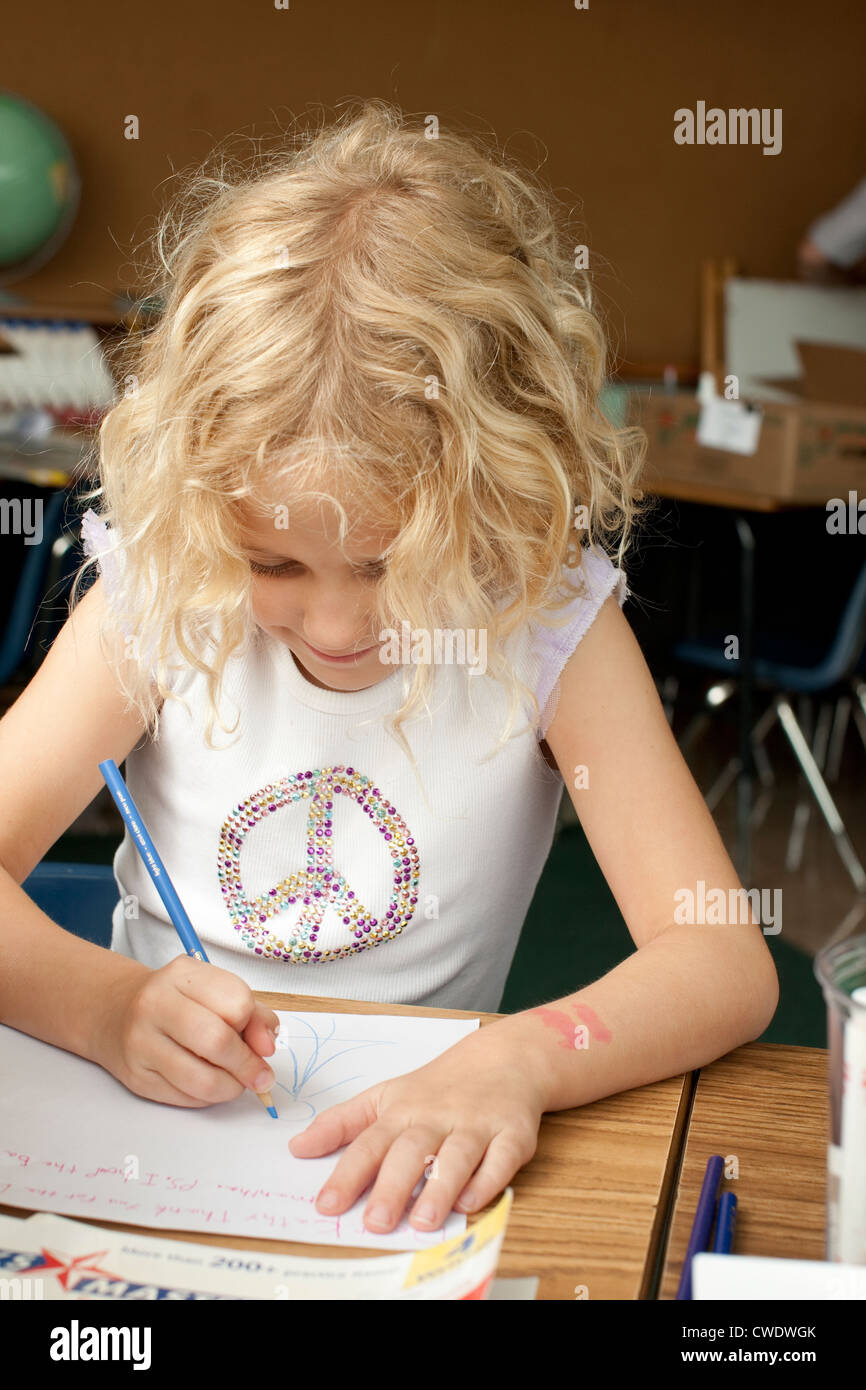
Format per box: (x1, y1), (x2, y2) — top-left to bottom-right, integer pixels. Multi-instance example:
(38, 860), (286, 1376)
(574, 1003), (613, 1044)
(532, 1007), (580, 1049)
(530, 1003), (612, 1048)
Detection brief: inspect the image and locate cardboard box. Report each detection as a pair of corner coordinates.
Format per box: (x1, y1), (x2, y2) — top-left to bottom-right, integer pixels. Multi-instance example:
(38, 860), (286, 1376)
(626, 343), (866, 502)
(759, 340), (866, 409)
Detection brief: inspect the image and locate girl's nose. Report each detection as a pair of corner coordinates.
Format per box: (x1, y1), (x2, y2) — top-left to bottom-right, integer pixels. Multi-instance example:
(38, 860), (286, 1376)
(299, 604), (377, 655)
(290, 568), (380, 645)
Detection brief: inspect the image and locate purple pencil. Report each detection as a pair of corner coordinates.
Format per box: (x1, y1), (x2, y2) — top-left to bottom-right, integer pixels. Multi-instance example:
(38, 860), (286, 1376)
(676, 1154), (724, 1300)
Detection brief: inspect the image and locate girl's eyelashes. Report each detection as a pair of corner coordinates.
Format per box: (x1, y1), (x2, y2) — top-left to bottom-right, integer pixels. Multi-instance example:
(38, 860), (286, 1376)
(247, 559), (387, 580)
(248, 560), (299, 578)
(357, 562), (388, 582)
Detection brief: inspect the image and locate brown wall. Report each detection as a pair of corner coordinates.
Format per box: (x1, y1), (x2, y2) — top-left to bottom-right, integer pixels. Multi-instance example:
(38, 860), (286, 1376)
(5, 0), (866, 371)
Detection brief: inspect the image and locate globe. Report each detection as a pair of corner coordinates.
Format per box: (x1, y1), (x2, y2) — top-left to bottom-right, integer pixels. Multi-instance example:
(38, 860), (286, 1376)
(0, 90), (80, 280)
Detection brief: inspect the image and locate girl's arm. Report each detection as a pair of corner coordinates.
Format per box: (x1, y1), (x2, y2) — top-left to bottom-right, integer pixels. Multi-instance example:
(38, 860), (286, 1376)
(292, 595), (779, 1233)
(0, 578), (279, 1098)
(0, 577), (154, 1055)
(505, 591), (779, 1115)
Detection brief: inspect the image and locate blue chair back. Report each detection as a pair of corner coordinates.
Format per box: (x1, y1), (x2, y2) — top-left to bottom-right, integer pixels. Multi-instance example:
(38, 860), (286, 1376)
(22, 861), (117, 948)
(676, 556), (866, 693)
(819, 556), (866, 685)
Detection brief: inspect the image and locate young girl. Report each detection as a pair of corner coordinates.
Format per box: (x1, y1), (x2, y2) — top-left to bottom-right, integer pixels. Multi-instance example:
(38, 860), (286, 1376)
(0, 101), (777, 1239)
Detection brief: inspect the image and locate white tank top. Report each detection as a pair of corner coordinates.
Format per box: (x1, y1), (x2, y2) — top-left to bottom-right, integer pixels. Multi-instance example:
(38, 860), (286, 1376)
(81, 510), (626, 1011)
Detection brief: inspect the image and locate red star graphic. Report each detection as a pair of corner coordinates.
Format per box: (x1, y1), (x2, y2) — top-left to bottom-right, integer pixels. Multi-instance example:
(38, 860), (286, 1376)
(17, 1247), (122, 1291)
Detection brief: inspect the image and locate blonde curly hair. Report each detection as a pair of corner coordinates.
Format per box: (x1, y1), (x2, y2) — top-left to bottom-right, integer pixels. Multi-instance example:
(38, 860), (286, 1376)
(73, 98), (647, 763)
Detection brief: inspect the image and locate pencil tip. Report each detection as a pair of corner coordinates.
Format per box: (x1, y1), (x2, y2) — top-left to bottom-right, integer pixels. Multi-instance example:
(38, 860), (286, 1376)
(267, 1106), (278, 1118)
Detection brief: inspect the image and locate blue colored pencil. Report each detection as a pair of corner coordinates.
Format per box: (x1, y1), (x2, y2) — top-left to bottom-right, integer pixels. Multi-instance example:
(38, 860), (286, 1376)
(98, 758), (278, 1118)
(712, 1190), (737, 1254)
(675, 1154), (724, 1300)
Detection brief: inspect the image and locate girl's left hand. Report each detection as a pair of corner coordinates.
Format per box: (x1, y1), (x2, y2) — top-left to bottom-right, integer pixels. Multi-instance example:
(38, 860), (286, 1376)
(288, 1020), (549, 1233)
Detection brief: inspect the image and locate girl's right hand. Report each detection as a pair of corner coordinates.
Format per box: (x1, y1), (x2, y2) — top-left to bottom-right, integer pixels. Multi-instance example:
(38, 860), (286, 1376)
(90, 955), (281, 1107)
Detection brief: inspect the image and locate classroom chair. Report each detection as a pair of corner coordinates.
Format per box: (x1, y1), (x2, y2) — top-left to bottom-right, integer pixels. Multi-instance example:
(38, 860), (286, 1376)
(672, 557), (866, 894)
(21, 861), (117, 948)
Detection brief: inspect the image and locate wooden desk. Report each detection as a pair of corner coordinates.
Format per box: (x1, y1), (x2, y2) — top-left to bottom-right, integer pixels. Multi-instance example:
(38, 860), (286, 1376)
(659, 1043), (827, 1298)
(0, 992), (693, 1301)
(645, 473), (812, 514)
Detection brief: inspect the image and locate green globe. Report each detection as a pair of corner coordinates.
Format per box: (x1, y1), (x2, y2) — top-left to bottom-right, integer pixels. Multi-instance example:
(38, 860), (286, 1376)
(0, 90), (80, 274)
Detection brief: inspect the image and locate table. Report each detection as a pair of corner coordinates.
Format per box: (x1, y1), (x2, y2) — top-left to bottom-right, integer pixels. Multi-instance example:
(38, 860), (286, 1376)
(659, 1042), (828, 1298)
(0, 992), (693, 1301)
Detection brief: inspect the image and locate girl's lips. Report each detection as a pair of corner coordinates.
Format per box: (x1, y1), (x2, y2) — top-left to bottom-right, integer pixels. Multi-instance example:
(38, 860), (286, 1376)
(302, 638), (379, 665)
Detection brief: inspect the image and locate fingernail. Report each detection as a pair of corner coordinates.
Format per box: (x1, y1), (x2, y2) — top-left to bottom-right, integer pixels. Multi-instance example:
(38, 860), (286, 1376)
(270, 1021), (280, 1035)
(459, 1191), (478, 1210)
(254, 1069), (273, 1090)
(365, 1204), (391, 1228)
(317, 1189), (340, 1212)
(413, 1203), (438, 1226)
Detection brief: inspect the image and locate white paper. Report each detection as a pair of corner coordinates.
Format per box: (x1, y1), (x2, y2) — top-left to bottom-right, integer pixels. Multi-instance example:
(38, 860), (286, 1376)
(693, 1251), (866, 1300)
(697, 396), (763, 455)
(0, 1012), (479, 1250)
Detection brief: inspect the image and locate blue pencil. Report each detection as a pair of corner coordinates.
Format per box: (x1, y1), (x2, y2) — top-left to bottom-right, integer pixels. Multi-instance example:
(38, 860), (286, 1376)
(712, 1190), (737, 1254)
(676, 1154), (724, 1299)
(98, 758), (278, 1118)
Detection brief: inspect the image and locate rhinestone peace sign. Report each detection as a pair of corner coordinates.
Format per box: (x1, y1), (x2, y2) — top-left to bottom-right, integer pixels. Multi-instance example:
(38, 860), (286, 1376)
(218, 766), (420, 964)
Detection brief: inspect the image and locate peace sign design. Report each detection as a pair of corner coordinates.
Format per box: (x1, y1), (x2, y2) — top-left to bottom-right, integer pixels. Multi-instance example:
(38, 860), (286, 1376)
(217, 766), (420, 964)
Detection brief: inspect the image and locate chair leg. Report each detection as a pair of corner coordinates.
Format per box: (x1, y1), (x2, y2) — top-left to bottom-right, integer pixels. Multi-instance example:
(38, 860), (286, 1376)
(703, 702), (778, 815)
(750, 729), (776, 830)
(677, 678), (736, 758)
(826, 697), (852, 782)
(785, 699), (832, 873)
(752, 708), (777, 789)
(776, 696), (866, 894)
(679, 709), (711, 760)
(852, 680), (866, 755)
(786, 695), (855, 871)
(656, 674), (679, 727)
(824, 895), (866, 950)
(704, 753), (740, 813)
